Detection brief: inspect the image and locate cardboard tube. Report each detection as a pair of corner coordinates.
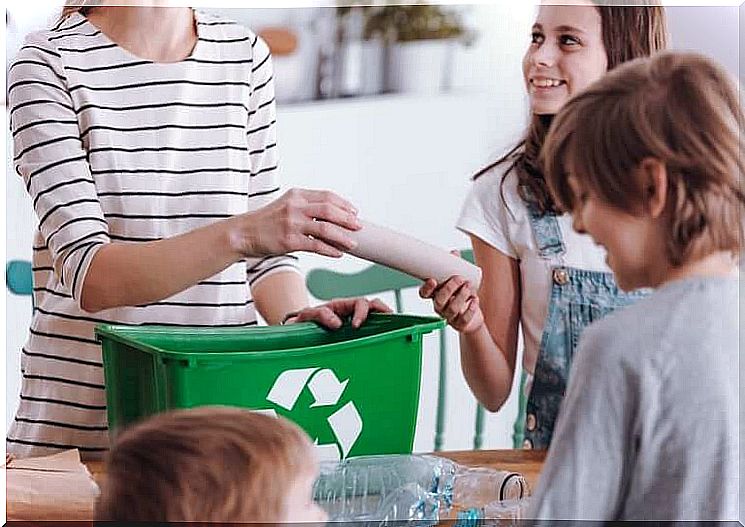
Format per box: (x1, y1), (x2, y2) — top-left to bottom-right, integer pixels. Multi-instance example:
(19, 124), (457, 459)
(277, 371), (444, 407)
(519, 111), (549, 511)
(346, 220), (482, 288)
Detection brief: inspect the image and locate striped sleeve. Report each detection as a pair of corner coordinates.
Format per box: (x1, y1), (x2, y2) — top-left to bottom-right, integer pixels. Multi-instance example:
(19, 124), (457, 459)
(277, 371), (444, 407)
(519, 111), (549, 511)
(244, 34), (300, 287)
(9, 33), (110, 307)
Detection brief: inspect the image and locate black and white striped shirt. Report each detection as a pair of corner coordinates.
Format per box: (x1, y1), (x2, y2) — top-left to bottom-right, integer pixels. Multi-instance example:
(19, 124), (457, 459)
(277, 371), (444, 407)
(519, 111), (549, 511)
(7, 10), (298, 458)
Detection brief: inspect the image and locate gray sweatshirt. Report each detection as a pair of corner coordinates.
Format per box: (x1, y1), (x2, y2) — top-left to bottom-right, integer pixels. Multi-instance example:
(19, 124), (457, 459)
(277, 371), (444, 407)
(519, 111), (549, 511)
(529, 275), (740, 522)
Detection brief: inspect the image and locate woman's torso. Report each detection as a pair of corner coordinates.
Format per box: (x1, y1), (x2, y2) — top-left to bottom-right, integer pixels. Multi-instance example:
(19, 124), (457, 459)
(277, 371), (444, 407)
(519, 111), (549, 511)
(8, 10), (280, 457)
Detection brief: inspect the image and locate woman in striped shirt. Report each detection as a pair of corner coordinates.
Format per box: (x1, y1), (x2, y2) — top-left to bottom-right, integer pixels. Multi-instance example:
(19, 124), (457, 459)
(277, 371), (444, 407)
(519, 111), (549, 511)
(7, 3), (387, 458)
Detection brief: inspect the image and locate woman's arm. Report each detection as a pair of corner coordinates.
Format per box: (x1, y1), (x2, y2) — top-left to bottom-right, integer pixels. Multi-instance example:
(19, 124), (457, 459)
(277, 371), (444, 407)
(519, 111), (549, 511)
(420, 235), (521, 411)
(80, 220), (238, 313)
(251, 270), (308, 325)
(9, 36), (361, 314)
(80, 189), (360, 313)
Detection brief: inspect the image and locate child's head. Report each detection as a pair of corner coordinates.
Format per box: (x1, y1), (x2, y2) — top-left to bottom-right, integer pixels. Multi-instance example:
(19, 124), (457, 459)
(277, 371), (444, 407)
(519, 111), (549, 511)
(95, 406), (327, 524)
(503, 1), (668, 216)
(543, 52), (744, 289)
(523, 1), (667, 116)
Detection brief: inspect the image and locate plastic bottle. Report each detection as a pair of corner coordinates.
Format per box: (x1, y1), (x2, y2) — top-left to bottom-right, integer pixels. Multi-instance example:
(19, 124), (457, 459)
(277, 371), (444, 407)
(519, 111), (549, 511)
(313, 454), (451, 522)
(449, 466), (529, 508)
(373, 482), (442, 524)
(313, 454), (529, 523)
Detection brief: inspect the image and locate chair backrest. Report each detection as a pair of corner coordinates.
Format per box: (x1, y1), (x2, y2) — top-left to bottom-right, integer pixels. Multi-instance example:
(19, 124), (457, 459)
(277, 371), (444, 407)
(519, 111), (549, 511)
(6, 260), (33, 296)
(306, 249), (486, 451)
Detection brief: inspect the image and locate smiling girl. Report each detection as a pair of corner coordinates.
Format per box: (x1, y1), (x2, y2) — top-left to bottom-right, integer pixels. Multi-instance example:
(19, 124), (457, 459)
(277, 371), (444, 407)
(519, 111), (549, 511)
(419, 2), (667, 449)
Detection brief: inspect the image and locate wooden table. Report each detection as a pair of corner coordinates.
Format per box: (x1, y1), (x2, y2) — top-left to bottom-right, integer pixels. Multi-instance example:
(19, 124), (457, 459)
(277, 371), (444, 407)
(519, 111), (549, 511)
(9, 450), (545, 522)
(85, 449), (545, 489)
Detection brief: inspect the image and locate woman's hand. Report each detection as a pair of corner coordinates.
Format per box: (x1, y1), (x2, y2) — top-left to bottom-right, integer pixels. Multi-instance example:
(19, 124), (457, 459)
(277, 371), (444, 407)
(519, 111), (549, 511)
(419, 275), (484, 334)
(284, 298), (392, 329)
(229, 188), (362, 258)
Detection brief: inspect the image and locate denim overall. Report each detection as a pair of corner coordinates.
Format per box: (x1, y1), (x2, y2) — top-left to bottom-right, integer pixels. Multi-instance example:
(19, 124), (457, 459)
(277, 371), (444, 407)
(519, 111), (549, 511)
(521, 205), (646, 450)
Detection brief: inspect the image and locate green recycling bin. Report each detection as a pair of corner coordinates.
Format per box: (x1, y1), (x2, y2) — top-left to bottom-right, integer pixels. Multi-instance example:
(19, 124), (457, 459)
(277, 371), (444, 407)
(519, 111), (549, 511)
(95, 313), (443, 459)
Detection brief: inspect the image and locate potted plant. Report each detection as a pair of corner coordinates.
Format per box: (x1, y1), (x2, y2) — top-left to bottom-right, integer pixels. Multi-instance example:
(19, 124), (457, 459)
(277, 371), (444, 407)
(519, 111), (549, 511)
(363, 4), (475, 95)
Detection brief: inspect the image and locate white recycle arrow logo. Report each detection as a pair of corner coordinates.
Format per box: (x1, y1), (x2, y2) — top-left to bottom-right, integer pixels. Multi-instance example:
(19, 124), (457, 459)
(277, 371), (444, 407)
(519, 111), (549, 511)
(263, 368), (363, 461)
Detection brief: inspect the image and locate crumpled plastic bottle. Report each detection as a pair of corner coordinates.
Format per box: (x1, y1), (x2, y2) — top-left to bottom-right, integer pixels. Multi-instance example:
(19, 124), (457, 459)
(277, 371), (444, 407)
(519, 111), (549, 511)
(313, 454), (448, 523)
(313, 454), (529, 525)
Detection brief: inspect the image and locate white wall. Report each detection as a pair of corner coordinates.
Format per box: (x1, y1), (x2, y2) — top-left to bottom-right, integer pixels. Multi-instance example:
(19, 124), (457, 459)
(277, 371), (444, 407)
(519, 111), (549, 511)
(664, 5), (740, 78)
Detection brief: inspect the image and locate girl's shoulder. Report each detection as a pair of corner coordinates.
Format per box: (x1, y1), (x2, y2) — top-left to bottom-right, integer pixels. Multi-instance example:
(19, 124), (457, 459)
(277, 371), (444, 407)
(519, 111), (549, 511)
(457, 153), (533, 259)
(470, 156), (529, 218)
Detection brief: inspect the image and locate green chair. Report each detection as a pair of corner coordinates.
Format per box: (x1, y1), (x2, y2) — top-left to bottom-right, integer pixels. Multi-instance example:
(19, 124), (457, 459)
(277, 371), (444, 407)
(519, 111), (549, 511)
(306, 249), (488, 451)
(512, 370), (529, 449)
(6, 260), (33, 297)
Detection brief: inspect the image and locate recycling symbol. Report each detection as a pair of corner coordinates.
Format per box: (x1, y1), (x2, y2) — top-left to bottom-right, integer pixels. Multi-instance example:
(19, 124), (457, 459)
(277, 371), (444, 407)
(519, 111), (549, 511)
(257, 368), (363, 461)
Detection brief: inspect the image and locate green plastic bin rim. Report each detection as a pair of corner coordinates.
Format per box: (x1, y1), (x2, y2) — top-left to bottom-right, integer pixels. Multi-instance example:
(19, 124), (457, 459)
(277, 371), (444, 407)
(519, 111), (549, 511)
(94, 313), (445, 361)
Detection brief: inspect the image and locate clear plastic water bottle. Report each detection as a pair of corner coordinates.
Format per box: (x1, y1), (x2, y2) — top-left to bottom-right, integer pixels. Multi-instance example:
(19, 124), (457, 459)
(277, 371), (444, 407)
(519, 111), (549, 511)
(373, 482), (441, 523)
(313, 454), (529, 524)
(449, 467), (529, 508)
(313, 454), (451, 522)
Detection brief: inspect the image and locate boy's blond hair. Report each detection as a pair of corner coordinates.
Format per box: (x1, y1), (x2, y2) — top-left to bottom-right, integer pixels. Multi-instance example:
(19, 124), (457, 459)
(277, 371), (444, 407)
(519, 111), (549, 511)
(543, 52), (744, 266)
(95, 406), (314, 523)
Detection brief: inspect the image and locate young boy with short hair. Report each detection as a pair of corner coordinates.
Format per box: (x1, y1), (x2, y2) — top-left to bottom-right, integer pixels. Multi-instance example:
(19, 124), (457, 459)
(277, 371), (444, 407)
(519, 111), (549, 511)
(530, 51), (742, 521)
(95, 406), (327, 524)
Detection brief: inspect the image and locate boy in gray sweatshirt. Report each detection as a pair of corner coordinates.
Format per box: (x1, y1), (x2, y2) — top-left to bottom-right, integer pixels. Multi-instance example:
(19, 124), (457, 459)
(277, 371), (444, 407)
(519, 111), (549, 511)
(531, 51), (742, 522)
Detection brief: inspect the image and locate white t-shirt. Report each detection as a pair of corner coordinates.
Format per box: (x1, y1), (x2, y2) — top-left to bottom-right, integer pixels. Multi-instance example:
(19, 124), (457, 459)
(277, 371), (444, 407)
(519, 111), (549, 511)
(456, 162), (610, 375)
(7, 10), (298, 458)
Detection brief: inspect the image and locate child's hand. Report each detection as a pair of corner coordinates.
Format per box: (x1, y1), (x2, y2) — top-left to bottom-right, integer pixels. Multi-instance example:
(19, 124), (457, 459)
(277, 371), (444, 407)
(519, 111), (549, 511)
(419, 275), (484, 334)
(284, 298), (392, 329)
